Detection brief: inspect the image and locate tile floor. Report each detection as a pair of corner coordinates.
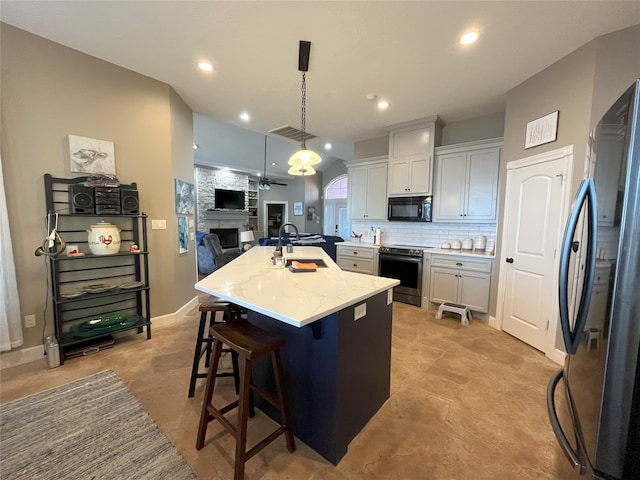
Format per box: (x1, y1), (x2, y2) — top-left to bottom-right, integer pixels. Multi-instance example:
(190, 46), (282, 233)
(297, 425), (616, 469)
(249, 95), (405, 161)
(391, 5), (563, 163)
(1, 302), (570, 479)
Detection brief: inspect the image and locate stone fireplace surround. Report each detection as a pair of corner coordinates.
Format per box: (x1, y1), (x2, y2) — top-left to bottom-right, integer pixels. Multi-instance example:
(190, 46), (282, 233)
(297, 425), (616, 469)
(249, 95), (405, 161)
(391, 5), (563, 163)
(195, 166), (250, 238)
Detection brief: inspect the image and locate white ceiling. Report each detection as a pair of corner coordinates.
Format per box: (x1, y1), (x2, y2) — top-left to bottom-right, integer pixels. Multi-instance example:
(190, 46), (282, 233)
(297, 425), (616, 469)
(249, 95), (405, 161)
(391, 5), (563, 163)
(2, 1), (639, 176)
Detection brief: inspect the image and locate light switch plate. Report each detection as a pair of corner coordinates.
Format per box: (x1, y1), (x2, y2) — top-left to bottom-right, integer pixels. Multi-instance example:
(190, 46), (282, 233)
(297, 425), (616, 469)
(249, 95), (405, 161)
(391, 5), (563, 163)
(354, 303), (366, 321)
(151, 219), (167, 230)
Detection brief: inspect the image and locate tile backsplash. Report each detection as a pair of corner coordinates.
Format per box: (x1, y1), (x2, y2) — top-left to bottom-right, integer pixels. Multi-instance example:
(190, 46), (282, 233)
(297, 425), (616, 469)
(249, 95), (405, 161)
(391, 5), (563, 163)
(350, 220), (497, 252)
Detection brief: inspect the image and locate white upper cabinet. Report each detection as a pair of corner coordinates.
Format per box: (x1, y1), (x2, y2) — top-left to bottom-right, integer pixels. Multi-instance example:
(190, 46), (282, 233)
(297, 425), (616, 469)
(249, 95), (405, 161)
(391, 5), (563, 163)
(594, 126), (625, 226)
(433, 138), (502, 223)
(387, 116), (444, 196)
(347, 157), (388, 220)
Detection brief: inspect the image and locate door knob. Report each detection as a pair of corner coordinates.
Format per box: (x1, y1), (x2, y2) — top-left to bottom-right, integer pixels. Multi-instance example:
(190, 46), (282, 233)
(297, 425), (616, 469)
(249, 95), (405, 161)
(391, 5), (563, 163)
(506, 257), (514, 263)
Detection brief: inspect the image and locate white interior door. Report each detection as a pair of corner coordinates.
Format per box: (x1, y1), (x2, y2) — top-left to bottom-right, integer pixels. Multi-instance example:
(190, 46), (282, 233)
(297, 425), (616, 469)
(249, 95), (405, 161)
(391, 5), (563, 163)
(499, 148), (572, 353)
(324, 201), (349, 238)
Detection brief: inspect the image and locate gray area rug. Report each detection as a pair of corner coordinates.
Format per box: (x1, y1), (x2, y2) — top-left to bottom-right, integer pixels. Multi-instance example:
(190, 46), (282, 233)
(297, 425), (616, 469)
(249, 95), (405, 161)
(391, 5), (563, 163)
(0, 370), (195, 479)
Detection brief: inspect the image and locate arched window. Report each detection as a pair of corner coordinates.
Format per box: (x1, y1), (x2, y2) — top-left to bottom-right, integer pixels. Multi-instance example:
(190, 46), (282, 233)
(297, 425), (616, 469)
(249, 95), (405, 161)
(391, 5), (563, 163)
(325, 175), (348, 199)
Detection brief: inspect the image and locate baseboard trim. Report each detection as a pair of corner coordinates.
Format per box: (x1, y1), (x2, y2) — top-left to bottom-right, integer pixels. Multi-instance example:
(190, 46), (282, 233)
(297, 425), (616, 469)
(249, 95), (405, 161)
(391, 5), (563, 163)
(488, 315), (501, 330)
(547, 348), (566, 365)
(0, 296), (201, 370)
(0, 344), (46, 370)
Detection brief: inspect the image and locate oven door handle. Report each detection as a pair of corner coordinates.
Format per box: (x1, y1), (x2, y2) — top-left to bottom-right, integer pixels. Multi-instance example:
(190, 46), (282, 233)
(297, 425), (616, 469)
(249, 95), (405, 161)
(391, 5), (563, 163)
(379, 254), (423, 263)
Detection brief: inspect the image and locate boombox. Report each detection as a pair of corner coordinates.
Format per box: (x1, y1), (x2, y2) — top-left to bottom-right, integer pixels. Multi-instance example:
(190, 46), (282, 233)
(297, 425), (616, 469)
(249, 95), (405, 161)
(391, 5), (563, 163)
(69, 183), (139, 215)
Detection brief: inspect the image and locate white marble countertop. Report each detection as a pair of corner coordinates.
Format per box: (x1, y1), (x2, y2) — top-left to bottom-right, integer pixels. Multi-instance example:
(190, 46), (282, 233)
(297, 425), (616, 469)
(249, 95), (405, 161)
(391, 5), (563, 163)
(195, 246), (399, 328)
(427, 248), (495, 258)
(337, 242), (380, 249)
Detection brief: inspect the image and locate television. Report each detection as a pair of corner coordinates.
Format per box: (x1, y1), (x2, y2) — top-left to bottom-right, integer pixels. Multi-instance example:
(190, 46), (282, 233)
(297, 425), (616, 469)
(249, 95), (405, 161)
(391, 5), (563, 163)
(214, 189), (245, 210)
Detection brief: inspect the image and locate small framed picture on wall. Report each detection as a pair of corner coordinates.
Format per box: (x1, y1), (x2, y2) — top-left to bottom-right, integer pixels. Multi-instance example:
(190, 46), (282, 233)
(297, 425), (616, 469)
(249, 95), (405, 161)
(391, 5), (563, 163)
(178, 215), (188, 254)
(293, 202), (303, 216)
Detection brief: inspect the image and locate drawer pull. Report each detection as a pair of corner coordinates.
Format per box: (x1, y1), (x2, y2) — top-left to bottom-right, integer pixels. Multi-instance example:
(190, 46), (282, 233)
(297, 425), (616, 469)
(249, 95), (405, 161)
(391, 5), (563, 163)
(456, 262), (463, 266)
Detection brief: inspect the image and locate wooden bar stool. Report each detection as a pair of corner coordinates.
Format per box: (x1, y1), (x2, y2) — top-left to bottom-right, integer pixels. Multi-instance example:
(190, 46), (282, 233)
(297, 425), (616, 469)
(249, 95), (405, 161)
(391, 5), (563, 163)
(196, 321), (296, 480)
(188, 297), (240, 397)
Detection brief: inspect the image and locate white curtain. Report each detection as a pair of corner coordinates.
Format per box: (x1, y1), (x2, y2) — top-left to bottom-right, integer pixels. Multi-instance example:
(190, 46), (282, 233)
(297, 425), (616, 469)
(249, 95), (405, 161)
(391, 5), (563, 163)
(0, 155), (23, 351)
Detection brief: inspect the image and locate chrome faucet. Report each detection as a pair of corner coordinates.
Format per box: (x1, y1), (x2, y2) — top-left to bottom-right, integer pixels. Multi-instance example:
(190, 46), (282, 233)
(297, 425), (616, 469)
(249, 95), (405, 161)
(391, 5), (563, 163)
(276, 222), (300, 253)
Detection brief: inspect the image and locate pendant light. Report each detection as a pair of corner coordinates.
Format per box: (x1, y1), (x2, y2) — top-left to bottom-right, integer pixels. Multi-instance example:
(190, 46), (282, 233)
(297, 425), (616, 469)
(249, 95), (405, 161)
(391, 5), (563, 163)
(288, 40), (321, 175)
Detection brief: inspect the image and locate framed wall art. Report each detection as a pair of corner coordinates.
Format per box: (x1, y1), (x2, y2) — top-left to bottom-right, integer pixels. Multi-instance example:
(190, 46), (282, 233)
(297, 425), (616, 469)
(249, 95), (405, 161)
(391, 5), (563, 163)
(525, 111), (559, 149)
(293, 202), (303, 216)
(175, 179), (195, 215)
(69, 134), (116, 175)
(178, 215), (189, 254)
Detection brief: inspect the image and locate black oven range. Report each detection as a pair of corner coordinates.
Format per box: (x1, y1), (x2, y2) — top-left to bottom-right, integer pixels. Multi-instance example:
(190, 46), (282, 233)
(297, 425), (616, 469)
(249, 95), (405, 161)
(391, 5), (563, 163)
(378, 245), (428, 307)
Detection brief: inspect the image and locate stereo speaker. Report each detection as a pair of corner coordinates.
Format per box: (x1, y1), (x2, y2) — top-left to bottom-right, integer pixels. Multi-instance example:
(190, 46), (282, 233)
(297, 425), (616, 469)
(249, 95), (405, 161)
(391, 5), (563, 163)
(121, 189), (139, 215)
(69, 184), (94, 214)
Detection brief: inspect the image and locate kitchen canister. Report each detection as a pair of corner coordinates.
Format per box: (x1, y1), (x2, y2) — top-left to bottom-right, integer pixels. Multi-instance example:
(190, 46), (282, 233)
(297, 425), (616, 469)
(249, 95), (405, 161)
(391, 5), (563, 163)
(87, 221), (121, 255)
(474, 235), (487, 251)
(462, 238), (474, 250)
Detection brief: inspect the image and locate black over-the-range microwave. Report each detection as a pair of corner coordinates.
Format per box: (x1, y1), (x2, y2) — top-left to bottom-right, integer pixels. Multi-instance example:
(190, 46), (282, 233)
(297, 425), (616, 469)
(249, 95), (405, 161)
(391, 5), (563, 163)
(387, 195), (432, 222)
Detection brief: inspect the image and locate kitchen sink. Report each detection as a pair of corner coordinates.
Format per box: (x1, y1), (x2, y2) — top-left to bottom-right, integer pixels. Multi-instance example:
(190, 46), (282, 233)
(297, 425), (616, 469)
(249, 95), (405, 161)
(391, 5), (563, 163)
(285, 258), (328, 268)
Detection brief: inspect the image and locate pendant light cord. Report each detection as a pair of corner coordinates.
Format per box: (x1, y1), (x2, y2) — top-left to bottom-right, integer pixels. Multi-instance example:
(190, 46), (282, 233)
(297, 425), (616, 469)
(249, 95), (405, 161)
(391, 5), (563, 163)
(301, 72), (307, 150)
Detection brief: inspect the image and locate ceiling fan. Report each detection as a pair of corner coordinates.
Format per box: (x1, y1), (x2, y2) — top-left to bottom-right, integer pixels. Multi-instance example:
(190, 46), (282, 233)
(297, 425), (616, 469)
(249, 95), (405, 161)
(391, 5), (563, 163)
(259, 136), (287, 190)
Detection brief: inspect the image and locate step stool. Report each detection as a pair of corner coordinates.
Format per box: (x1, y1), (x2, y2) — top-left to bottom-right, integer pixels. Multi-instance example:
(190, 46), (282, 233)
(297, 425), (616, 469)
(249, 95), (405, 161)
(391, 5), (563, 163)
(435, 302), (472, 326)
(584, 327), (602, 351)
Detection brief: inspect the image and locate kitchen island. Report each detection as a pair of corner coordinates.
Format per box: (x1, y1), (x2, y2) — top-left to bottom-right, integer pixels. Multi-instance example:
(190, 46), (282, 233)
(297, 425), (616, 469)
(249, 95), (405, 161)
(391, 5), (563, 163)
(195, 246), (399, 464)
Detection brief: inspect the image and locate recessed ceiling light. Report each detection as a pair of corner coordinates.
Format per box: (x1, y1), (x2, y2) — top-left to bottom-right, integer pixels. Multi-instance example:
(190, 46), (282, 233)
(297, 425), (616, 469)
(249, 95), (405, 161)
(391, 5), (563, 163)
(377, 101), (390, 110)
(193, 143), (200, 149)
(197, 61), (214, 72)
(271, 162), (276, 166)
(239, 112), (250, 122)
(460, 32), (479, 45)
(324, 143), (332, 150)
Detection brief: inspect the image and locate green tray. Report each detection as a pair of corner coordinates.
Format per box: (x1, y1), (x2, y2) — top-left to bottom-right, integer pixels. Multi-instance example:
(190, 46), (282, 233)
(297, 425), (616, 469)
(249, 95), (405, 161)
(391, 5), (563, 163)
(70, 314), (140, 338)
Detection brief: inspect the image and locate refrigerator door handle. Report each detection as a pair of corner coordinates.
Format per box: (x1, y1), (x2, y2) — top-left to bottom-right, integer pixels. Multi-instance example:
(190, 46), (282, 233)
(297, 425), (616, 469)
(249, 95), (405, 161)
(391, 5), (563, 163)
(547, 369), (587, 474)
(558, 179), (598, 354)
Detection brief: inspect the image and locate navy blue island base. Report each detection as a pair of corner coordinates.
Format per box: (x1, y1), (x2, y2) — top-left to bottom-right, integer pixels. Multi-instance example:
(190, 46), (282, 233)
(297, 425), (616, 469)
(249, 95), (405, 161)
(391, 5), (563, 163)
(248, 290), (393, 464)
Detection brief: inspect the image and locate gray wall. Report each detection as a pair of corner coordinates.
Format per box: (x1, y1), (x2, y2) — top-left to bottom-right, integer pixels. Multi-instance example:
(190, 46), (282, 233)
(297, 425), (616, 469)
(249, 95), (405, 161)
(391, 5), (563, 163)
(441, 112), (505, 145)
(354, 112), (507, 159)
(1, 24), (195, 350)
(496, 24), (640, 339)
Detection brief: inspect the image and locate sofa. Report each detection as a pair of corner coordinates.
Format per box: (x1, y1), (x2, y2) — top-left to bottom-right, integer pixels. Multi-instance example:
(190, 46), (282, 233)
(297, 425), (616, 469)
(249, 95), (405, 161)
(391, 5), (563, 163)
(258, 234), (345, 261)
(196, 231), (243, 275)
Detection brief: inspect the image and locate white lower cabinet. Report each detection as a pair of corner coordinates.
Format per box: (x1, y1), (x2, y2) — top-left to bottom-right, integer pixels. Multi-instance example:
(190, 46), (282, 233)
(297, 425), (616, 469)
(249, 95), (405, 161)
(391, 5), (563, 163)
(336, 244), (378, 275)
(429, 255), (493, 313)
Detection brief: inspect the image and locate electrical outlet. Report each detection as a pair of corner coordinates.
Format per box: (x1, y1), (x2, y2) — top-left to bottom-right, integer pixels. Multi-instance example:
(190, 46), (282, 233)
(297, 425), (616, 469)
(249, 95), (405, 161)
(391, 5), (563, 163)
(354, 303), (366, 321)
(24, 314), (36, 328)
(151, 219), (167, 230)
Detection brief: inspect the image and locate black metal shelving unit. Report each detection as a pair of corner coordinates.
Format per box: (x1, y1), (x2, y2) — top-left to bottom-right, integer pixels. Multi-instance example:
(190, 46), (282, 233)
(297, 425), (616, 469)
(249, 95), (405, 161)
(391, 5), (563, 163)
(44, 174), (151, 363)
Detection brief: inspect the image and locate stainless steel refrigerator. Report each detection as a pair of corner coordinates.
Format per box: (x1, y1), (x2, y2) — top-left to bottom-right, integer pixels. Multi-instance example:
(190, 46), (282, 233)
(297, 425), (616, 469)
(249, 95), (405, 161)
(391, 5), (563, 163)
(547, 80), (640, 479)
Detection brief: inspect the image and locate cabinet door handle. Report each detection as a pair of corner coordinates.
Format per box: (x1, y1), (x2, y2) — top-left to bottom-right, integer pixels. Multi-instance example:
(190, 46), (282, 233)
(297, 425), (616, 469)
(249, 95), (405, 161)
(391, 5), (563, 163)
(456, 262), (463, 266)
(506, 257), (514, 263)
